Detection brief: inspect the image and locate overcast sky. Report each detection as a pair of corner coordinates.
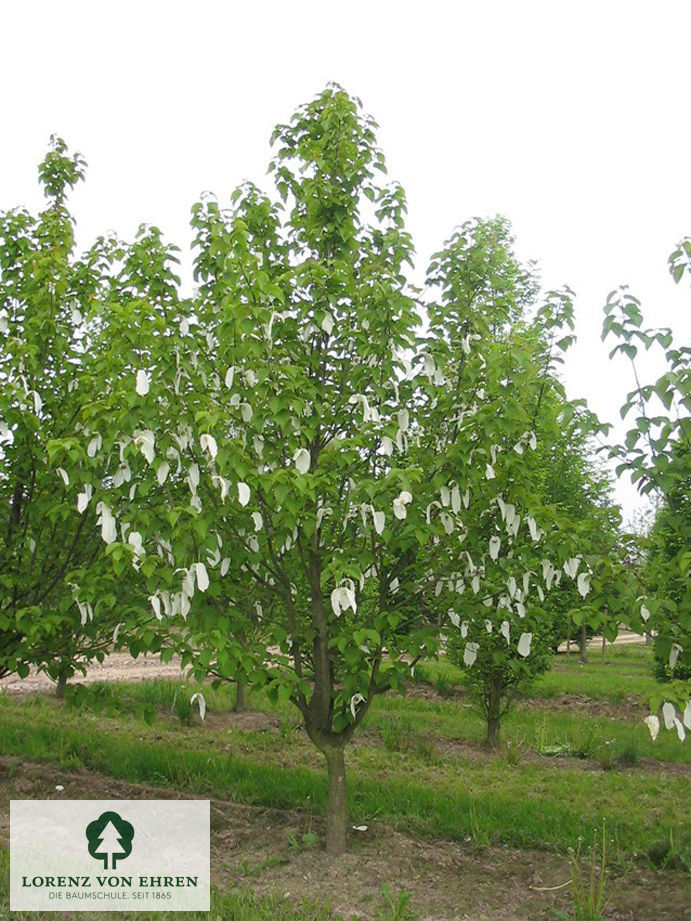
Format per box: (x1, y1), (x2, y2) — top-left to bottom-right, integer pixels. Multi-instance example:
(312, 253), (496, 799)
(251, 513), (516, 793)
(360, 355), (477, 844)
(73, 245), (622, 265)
(2, 0), (689, 522)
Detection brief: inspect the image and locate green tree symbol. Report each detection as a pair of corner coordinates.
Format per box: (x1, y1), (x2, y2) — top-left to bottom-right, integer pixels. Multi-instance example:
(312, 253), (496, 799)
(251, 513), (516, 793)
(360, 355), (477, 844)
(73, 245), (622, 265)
(86, 811), (134, 870)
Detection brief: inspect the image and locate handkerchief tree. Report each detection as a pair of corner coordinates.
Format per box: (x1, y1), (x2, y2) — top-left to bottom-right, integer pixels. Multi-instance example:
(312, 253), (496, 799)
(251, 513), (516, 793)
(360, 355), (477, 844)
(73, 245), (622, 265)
(0, 138), (126, 689)
(413, 217), (596, 748)
(74, 88), (593, 853)
(75, 87), (440, 854)
(602, 244), (691, 738)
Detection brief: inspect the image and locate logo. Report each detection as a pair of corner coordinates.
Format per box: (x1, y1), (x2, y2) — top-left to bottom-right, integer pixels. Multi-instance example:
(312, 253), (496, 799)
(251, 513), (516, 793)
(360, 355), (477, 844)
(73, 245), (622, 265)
(11, 800), (210, 911)
(86, 811), (135, 870)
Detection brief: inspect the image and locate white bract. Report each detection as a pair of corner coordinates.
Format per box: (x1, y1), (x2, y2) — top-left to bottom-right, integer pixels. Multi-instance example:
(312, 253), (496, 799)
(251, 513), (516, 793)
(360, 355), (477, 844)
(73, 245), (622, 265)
(96, 502), (117, 544)
(190, 692), (206, 721)
(517, 632), (532, 657)
(330, 582), (357, 617)
(393, 490), (412, 520)
(294, 448), (311, 474)
(135, 369), (150, 395)
(200, 433), (218, 460)
(644, 714), (659, 741)
(349, 693), (365, 719)
(576, 572), (590, 599)
(135, 430), (156, 464)
(238, 482), (251, 506)
(193, 562), (210, 592)
(77, 484), (93, 513)
(463, 642), (479, 667)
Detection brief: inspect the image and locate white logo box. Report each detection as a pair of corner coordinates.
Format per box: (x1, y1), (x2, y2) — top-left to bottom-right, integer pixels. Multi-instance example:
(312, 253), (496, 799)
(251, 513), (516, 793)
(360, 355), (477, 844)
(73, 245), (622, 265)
(11, 800), (210, 912)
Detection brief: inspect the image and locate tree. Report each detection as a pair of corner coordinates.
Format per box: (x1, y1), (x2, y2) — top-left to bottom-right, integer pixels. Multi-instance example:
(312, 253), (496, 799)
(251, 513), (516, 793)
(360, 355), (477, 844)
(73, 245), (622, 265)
(602, 241), (691, 738)
(86, 811), (134, 870)
(73, 87), (438, 854)
(646, 439), (691, 682)
(58, 87), (592, 853)
(422, 217), (599, 747)
(0, 137), (125, 689)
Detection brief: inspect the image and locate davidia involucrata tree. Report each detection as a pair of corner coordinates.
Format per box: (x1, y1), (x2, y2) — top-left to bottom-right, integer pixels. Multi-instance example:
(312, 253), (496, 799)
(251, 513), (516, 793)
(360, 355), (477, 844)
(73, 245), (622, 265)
(59, 87), (592, 853)
(603, 243), (691, 740)
(0, 138), (128, 688)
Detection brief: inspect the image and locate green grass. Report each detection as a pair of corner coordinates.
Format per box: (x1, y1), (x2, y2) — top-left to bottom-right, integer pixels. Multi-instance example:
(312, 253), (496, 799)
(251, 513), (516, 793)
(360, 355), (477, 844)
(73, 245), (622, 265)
(0, 645), (687, 870)
(534, 658), (658, 703)
(366, 691), (686, 763)
(0, 687), (688, 860)
(416, 645), (658, 704)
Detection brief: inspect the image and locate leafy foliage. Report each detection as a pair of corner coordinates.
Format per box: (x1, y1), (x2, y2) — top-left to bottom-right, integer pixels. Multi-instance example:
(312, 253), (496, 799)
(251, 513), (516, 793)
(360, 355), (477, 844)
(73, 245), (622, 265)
(602, 245), (690, 728)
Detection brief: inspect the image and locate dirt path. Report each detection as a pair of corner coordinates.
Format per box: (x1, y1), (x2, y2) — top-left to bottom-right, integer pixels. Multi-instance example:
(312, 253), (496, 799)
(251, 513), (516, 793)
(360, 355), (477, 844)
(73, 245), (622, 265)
(1, 630), (648, 696)
(0, 756), (687, 921)
(0, 652), (187, 695)
(556, 631), (647, 654)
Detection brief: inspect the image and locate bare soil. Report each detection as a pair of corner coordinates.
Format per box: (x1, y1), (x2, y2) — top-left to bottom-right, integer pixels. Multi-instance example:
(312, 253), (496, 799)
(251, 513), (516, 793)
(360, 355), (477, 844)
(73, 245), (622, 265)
(0, 652), (187, 695)
(518, 693), (646, 722)
(0, 756), (687, 921)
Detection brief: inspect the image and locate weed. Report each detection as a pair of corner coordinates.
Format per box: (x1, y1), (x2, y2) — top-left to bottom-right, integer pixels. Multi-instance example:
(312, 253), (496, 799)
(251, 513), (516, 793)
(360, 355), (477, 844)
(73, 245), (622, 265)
(568, 726), (599, 760)
(280, 717), (299, 741)
(502, 739), (527, 766)
(288, 831), (319, 852)
(433, 673), (456, 698)
(377, 884), (417, 921)
(566, 823), (612, 921)
(413, 737), (438, 764)
(647, 829), (690, 871)
(172, 689), (195, 726)
(614, 738), (638, 768)
(378, 717), (405, 751)
(468, 799), (491, 848)
(239, 855), (290, 876)
(595, 742), (616, 772)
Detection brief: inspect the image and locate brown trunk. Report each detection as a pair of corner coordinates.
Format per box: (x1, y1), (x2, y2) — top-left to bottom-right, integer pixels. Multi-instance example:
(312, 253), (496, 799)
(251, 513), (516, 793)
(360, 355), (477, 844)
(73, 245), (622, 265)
(486, 675), (502, 749)
(323, 743), (348, 855)
(234, 681), (246, 713)
(55, 673), (67, 698)
(579, 623), (589, 664)
(601, 635), (606, 665)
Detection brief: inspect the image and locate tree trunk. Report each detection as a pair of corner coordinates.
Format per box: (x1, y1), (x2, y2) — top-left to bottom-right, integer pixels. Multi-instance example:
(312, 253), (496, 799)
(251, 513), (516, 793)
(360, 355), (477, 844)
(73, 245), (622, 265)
(55, 673), (67, 698)
(486, 676), (502, 749)
(579, 623), (588, 664)
(234, 681), (246, 713)
(323, 743), (348, 855)
(601, 635), (606, 665)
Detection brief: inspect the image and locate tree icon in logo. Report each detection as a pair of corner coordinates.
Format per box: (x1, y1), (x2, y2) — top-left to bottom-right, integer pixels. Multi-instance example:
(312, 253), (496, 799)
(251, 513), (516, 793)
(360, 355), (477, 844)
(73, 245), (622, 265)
(86, 811), (134, 870)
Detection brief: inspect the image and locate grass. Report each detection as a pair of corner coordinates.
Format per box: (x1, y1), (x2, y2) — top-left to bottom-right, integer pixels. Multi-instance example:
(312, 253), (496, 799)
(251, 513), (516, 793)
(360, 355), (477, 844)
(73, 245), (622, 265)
(53, 655), (687, 765)
(0, 662), (688, 861)
(415, 644), (658, 704)
(1, 644), (687, 919)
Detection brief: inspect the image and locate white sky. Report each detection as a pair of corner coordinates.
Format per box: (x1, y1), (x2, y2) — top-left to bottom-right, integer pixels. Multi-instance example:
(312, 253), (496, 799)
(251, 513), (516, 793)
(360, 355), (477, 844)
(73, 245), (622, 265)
(2, 0), (689, 523)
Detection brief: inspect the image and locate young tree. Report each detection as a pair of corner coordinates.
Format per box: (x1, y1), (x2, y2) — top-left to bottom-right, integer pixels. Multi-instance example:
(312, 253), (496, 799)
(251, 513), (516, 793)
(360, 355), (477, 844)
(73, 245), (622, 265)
(71, 87), (440, 855)
(421, 218), (597, 747)
(0, 138), (125, 689)
(602, 243), (690, 738)
(66, 88), (591, 852)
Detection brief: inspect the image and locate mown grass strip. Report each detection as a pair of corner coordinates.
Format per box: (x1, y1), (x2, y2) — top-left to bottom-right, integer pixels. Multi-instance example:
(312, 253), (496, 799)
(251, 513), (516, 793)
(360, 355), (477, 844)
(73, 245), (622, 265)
(0, 700), (686, 858)
(47, 662), (690, 764)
